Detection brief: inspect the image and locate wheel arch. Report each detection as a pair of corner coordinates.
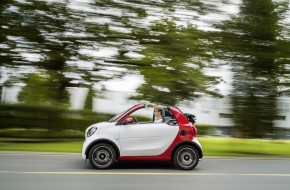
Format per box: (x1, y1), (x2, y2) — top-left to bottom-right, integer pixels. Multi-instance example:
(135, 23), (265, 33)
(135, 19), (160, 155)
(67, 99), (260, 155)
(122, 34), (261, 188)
(85, 139), (120, 159)
(171, 141), (203, 160)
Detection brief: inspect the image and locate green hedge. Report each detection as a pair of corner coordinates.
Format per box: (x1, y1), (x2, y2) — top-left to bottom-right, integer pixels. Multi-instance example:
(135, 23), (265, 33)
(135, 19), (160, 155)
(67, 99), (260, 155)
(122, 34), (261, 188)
(0, 104), (113, 132)
(195, 124), (214, 135)
(0, 129), (84, 139)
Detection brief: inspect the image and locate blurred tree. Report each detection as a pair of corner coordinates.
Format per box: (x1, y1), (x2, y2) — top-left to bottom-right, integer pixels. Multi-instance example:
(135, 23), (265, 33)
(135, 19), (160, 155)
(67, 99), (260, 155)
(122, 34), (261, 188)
(0, 0), (14, 66)
(1, 0), (289, 137)
(84, 87), (95, 111)
(1, 0), (90, 107)
(1, 0), (222, 108)
(18, 71), (69, 107)
(213, 0), (289, 138)
(129, 20), (221, 105)
(17, 71), (70, 131)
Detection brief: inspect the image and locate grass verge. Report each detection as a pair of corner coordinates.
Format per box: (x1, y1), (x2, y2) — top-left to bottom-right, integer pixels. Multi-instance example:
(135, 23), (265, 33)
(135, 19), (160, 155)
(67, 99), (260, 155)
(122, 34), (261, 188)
(199, 137), (290, 157)
(0, 141), (83, 153)
(0, 137), (290, 157)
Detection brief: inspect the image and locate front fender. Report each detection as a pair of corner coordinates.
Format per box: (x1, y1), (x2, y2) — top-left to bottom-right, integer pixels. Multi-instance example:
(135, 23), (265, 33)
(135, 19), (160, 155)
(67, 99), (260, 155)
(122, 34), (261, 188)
(82, 134), (120, 159)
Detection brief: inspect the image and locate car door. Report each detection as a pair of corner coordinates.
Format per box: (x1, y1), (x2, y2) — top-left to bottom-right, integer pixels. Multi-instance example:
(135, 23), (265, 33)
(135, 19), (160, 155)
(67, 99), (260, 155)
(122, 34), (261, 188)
(119, 122), (179, 156)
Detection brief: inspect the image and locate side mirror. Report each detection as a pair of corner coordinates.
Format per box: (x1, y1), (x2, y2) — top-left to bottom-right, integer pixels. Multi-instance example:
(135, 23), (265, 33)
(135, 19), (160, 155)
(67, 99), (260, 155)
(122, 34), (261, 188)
(123, 117), (134, 125)
(167, 119), (177, 126)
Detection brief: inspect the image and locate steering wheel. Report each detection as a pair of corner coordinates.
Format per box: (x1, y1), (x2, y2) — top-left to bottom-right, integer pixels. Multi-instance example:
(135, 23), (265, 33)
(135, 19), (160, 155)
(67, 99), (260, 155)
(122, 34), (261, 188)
(132, 116), (138, 123)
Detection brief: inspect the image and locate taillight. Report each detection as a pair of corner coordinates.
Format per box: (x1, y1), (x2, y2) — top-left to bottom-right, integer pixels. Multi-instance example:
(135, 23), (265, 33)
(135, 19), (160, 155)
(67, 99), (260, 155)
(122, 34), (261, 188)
(191, 125), (197, 137)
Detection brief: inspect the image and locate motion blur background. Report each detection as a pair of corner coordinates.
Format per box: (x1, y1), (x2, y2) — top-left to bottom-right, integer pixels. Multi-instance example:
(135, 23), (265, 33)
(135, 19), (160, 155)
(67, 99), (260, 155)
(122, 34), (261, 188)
(1, 0), (290, 143)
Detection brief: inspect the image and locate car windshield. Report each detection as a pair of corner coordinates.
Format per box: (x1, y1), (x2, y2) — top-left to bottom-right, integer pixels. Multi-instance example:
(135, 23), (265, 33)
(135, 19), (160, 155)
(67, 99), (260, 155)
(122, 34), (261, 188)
(108, 105), (135, 122)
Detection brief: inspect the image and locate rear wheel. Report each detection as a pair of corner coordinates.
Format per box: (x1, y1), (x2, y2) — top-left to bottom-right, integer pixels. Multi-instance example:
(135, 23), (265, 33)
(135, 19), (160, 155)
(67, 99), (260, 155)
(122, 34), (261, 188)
(88, 143), (116, 169)
(173, 145), (199, 170)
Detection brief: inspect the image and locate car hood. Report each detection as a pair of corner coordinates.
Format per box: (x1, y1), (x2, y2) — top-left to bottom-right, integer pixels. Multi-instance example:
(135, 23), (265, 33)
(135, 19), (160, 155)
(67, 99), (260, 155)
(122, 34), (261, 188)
(85, 122), (114, 133)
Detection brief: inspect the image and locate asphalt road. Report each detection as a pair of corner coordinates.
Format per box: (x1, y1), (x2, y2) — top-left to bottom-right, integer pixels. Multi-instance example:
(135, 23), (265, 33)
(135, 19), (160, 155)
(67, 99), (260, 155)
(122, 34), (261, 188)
(1, 152), (290, 190)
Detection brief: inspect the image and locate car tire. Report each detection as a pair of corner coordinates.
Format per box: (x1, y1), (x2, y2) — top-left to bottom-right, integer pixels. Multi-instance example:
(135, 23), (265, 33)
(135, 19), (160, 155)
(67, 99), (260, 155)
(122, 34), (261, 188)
(173, 145), (199, 170)
(88, 143), (116, 169)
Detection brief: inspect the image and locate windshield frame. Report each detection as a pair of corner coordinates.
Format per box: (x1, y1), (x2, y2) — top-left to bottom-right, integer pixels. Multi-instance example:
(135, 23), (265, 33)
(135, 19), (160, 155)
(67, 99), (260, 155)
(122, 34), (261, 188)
(108, 107), (133, 122)
(108, 103), (145, 122)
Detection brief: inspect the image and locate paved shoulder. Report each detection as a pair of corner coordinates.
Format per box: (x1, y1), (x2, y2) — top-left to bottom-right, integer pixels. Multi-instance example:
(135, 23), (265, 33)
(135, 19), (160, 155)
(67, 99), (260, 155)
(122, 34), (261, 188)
(1, 152), (290, 190)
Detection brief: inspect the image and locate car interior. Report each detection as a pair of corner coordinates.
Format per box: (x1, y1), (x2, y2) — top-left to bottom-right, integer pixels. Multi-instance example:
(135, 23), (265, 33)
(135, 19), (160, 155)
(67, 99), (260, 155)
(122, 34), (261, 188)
(163, 108), (176, 123)
(123, 107), (177, 125)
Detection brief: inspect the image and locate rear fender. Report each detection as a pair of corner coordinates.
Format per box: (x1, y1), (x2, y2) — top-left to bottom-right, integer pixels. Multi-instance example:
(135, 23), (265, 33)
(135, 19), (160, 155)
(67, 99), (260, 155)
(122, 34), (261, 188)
(171, 141), (203, 160)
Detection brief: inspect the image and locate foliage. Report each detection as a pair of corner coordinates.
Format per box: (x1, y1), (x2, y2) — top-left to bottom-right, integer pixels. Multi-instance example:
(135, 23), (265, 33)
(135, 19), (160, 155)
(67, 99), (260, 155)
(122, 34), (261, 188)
(211, 0), (290, 138)
(129, 20), (221, 105)
(0, 104), (113, 131)
(196, 124), (214, 136)
(18, 71), (70, 107)
(1, 0), (290, 139)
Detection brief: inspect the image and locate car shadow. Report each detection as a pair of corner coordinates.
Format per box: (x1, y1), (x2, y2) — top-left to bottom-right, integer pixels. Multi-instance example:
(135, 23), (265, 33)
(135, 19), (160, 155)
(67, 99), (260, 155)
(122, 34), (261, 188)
(83, 160), (202, 171)
(114, 161), (176, 170)
(73, 159), (202, 171)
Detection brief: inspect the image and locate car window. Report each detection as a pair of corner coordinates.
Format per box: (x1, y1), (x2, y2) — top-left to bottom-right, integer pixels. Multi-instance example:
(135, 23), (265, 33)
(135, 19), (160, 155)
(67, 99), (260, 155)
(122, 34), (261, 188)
(163, 108), (176, 122)
(108, 106), (132, 122)
(129, 107), (152, 122)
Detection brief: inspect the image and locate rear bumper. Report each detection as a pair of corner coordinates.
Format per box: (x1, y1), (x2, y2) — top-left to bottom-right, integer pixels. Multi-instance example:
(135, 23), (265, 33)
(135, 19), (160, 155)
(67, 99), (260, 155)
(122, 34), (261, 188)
(193, 138), (203, 159)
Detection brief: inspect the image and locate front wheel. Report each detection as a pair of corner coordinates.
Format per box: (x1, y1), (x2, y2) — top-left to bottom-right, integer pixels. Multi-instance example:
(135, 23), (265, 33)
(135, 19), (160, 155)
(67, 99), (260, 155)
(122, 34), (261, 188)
(88, 143), (116, 169)
(173, 145), (199, 170)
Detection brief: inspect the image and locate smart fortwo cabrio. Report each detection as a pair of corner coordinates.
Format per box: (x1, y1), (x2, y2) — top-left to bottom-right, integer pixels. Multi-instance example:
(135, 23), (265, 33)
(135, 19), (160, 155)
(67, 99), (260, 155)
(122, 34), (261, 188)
(82, 103), (203, 170)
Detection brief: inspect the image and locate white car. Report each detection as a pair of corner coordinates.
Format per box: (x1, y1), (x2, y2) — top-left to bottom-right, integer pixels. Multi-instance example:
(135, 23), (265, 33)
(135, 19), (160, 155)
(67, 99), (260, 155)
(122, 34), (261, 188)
(82, 103), (203, 170)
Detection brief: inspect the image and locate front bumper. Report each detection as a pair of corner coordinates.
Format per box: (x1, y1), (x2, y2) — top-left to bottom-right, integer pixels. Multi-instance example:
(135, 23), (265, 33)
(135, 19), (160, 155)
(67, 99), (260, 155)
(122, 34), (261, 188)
(81, 137), (94, 159)
(81, 140), (87, 159)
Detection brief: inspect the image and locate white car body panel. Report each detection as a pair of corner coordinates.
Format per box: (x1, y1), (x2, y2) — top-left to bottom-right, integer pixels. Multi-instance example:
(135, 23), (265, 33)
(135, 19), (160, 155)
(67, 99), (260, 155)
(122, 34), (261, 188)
(119, 123), (179, 156)
(82, 122), (120, 159)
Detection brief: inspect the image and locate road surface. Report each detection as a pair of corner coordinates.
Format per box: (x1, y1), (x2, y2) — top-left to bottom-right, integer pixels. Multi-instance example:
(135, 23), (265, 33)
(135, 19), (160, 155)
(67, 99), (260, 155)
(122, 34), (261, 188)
(1, 152), (290, 190)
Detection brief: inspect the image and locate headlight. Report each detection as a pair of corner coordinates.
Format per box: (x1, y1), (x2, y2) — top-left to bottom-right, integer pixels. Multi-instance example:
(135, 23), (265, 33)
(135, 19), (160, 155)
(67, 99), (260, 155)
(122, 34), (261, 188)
(87, 127), (97, 137)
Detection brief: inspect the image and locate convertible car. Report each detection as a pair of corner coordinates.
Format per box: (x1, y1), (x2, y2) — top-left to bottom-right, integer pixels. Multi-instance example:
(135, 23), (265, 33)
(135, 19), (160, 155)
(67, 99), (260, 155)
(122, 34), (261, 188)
(82, 103), (203, 170)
